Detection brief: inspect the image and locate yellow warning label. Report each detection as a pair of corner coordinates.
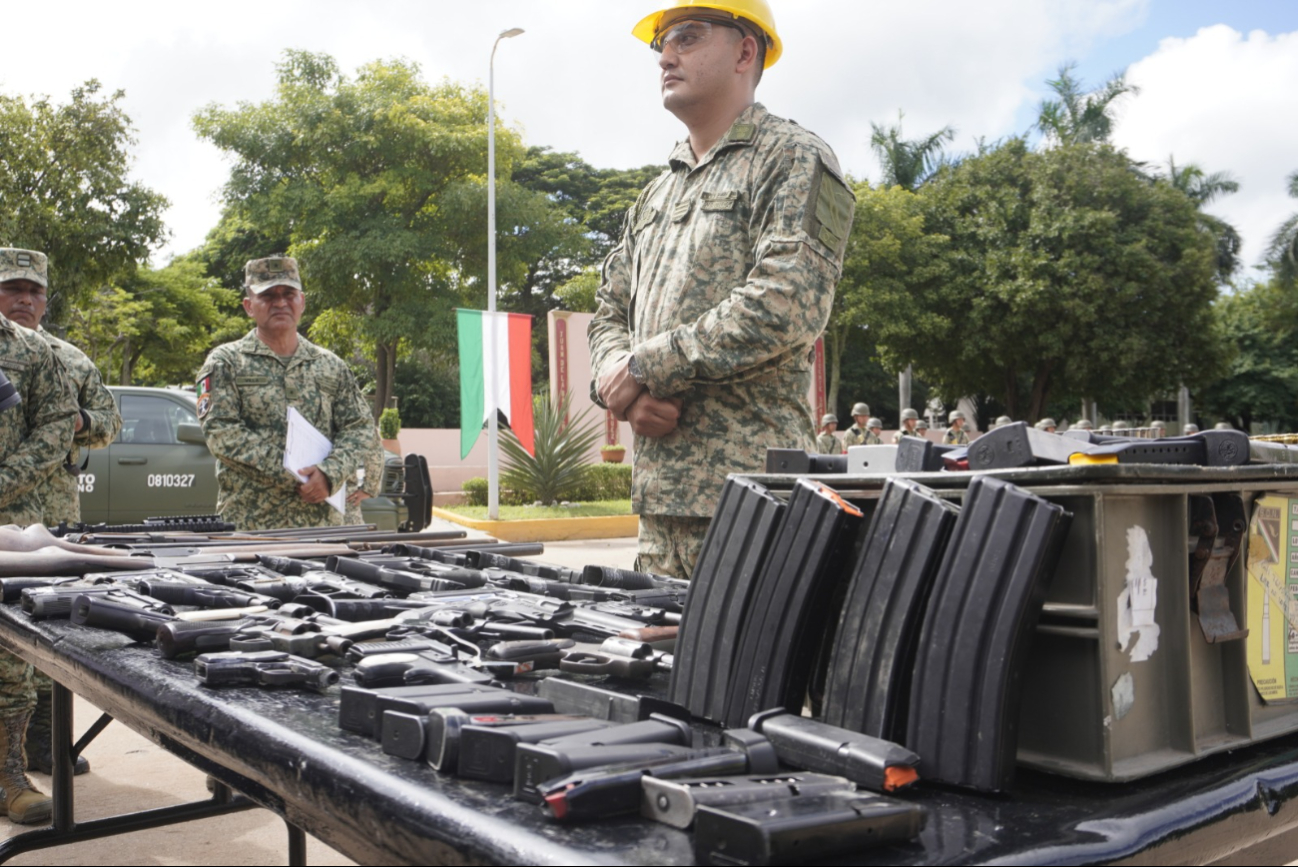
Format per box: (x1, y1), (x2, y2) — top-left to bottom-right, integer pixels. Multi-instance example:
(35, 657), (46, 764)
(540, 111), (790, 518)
(1247, 494), (1298, 702)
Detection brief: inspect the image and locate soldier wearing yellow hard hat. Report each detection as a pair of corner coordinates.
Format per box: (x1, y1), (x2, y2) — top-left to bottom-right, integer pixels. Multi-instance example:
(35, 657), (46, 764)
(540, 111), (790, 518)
(591, 1), (852, 578)
(632, 0), (784, 68)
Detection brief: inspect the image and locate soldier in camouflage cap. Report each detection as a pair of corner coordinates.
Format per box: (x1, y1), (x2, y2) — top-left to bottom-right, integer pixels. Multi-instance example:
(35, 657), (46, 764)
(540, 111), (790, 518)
(1183, 423), (1199, 434)
(842, 402), (872, 448)
(0, 249), (122, 528)
(196, 255), (382, 531)
(0, 248), (119, 781)
(589, 2), (852, 578)
(864, 417), (883, 445)
(815, 413), (840, 455)
(1035, 417), (1058, 433)
(0, 247), (78, 823)
(892, 408), (920, 443)
(943, 409), (969, 446)
(1073, 418), (1094, 431)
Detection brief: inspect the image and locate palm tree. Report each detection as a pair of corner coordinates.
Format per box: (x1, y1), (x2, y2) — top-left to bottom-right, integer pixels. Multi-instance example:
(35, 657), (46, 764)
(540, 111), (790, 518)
(1037, 63), (1139, 146)
(1268, 171), (1298, 285)
(1165, 156), (1242, 282)
(869, 112), (955, 191)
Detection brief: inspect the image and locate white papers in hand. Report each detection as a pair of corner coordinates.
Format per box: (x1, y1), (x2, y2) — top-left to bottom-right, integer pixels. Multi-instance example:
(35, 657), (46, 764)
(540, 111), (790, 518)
(283, 407), (346, 514)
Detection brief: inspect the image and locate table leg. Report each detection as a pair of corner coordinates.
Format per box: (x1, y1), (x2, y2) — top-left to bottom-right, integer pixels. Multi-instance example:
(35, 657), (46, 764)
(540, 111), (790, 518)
(287, 819), (307, 866)
(50, 682), (73, 832)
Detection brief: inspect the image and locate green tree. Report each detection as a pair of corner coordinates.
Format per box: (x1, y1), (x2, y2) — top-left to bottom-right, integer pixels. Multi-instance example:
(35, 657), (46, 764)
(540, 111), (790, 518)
(869, 112), (955, 192)
(1268, 170), (1298, 286)
(1036, 63), (1140, 146)
(0, 80), (168, 315)
(829, 182), (948, 411)
(65, 255), (243, 386)
(1164, 156), (1242, 281)
(874, 139), (1222, 421)
(194, 50), (546, 416)
(1198, 280), (1298, 431)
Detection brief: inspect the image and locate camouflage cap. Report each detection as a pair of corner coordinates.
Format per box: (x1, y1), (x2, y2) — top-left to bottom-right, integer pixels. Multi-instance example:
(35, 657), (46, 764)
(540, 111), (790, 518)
(820, 413), (838, 425)
(1073, 418), (1094, 430)
(900, 408), (919, 421)
(851, 402), (870, 417)
(948, 410), (965, 422)
(0, 248), (48, 288)
(866, 417), (882, 429)
(1035, 418), (1057, 430)
(244, 255), (303, 295)
(1183, 423), (1200, 434)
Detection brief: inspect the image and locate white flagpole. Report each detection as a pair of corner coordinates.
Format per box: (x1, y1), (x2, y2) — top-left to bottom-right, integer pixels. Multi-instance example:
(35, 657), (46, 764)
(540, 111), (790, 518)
(487, 27), (524, 521)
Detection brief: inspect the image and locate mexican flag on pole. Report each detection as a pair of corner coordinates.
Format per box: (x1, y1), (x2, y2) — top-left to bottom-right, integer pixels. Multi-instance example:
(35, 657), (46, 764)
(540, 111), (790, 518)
(456, 309), (535, 459)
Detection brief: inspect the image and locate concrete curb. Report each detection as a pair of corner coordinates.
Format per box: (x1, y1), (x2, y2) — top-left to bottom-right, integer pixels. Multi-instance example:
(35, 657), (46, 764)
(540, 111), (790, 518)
(431, 508), (639, 542)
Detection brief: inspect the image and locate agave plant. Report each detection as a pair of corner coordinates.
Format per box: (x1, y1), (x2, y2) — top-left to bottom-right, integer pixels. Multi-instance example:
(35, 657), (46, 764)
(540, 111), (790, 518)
(500, 392), (601, 505)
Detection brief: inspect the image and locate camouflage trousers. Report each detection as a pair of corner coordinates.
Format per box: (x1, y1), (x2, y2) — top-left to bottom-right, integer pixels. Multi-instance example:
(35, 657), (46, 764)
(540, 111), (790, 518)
(0, 650), (36, 716)
(636, 514), (712, 581)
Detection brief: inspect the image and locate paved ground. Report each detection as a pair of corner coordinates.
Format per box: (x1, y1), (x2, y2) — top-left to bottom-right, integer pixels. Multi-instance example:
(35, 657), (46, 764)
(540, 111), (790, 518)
(0, 528), (639, 865)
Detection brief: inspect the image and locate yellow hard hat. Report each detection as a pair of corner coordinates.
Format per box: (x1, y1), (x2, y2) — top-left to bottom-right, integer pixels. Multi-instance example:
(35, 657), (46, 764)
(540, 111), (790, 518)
(632, 0), (783, 69)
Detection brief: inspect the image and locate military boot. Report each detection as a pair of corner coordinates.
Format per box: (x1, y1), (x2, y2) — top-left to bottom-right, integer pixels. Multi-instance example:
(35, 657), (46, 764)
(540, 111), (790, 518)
(0, 711), (52, 825)
(25, 689), (89, 776)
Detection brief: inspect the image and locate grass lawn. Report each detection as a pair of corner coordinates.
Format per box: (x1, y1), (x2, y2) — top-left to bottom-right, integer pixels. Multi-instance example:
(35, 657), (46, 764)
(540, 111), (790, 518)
(441, 500), (633, 520)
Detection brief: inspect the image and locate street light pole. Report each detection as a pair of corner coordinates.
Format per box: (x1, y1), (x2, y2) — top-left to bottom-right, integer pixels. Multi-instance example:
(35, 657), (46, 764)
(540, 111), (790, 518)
(487, 26), (524, 521)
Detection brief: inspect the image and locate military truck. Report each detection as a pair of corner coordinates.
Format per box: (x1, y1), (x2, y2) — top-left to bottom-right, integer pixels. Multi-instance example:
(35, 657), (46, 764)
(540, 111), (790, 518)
(77, 386), (406, 528)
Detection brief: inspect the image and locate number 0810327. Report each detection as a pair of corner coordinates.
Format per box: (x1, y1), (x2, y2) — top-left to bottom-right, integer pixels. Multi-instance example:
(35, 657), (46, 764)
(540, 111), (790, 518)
(147, 474), (195, 488)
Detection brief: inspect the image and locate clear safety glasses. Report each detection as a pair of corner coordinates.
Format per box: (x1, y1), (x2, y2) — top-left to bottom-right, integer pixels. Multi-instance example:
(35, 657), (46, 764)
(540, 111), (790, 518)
(649, 18), (746, 55)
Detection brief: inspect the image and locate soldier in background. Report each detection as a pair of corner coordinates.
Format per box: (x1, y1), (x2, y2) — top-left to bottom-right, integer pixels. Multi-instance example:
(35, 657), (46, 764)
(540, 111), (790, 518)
(0, 250), (121, 528)
(589, 1), (851, 579)
(0, 249), (119, 781)
(865, 417), (884, 445)
(1150, 420), (1166, 438)
(815, 413), (840, 454)
(916, 419), (929, 435)
(0, 248), (78, 824)
(943, 410), (969, 445)
(1035, 418), (1058, 434)
(1113, 420), (1130, 431)
(892, 408), (920, 443)
(1184, 423), (1200, 434)
(197, 256), (381, 531)
(1073, 418), (1094, 431)
(992, 414), (1012, 429)
(841, 402), (871, 448)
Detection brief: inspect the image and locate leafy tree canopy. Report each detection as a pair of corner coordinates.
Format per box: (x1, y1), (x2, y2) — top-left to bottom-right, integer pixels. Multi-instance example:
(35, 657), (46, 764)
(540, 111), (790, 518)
(0, 80), (168, 317)
(868, 139), (1224, 421)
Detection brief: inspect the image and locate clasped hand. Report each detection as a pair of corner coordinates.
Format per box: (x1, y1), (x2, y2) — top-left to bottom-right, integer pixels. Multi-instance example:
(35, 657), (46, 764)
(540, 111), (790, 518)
(596, 353), (681, 438)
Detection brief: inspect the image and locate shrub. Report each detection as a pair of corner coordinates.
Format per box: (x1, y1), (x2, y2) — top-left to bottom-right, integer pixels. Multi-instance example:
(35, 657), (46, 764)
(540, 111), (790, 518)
(570, 463), (632, 501)
(379, 407), (401, 440)
(500, 392), (600, 505)
(460, 476), (530, 507)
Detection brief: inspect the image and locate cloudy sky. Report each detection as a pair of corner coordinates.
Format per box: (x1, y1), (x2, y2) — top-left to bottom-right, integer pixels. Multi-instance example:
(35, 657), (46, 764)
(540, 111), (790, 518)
(4, 0), (1295, 276)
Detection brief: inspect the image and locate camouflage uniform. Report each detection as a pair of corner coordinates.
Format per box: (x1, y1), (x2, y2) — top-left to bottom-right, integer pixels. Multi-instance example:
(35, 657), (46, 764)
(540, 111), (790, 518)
(589, 104), (852, 578)
(942, 426), (969, 446)
(842, 424), (869, 448)
(0, 312), (77, 716)
(892, 428), (921, 444)
(196, 330), (381, 531)
(815, 432), (840, 455)
(34, 329), (121, 526)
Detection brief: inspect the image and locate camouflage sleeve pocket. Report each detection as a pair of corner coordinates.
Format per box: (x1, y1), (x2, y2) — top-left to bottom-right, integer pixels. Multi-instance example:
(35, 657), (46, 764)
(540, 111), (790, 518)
(803, 159), (855, 261)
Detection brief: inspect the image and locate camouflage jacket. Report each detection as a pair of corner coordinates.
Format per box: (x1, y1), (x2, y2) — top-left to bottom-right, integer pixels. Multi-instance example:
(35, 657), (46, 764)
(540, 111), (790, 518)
(842, 425), (867, 448)
(197, 329), (381, 531)
(942, 426), (970, 446)
(588, 104), (852, 517)
(815, 432), (840, 455)
(892, 428), (923, 444)
(35, 329), (122, 525)
(0, 317), (77, 525)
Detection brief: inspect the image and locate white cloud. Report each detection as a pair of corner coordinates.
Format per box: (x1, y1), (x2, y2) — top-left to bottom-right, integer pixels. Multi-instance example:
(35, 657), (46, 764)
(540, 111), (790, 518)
(1114, 25), (1298, 274)
(3, 0), (1154, 259)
